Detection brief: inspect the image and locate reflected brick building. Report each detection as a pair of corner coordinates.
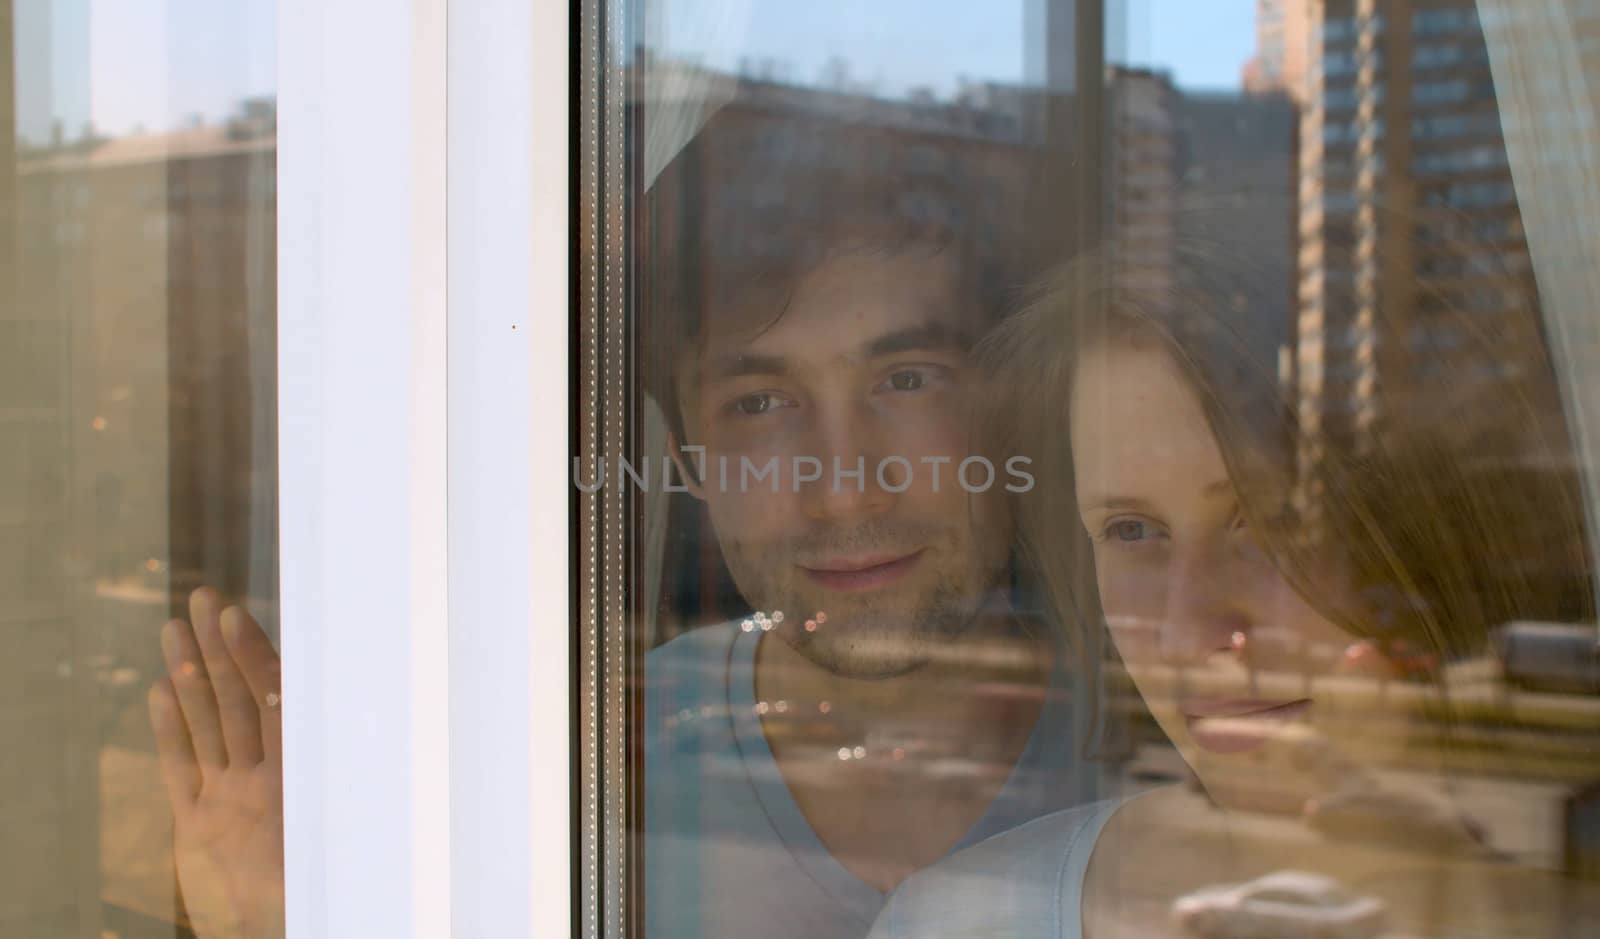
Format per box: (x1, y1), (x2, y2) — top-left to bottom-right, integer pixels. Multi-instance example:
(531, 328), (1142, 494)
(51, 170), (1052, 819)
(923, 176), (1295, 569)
(1104, 64), (1297, 411)
(1175, 88), (1298, 392)
(15, 108), (278, 611)
(1293, 1), (1568, 491)
(1107, 67), (1178, 305)
(3, 107), (276, 931)
(1244, 0), (1316, 102)
(1279, 0), (1592, 626)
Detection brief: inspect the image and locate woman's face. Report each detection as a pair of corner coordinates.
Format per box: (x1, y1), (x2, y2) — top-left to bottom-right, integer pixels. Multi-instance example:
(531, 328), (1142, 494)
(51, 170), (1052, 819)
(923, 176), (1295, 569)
(1070, 342), (1374, 791)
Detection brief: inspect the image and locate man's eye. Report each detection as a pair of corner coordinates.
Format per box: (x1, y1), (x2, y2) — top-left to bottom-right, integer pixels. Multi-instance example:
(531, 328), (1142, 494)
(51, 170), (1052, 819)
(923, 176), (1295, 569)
(1104, 518), (1162, 543)
(731, 392), (784, 417)
(880, 367), (946, 393)
(887, 370), (925, 392)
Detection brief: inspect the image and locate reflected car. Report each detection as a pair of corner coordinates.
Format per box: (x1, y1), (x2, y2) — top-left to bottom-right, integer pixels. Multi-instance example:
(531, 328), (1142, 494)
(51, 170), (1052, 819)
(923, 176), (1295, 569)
(1493, 621), (1600, 694)
(1304, 784), (1489, 853)
(1171, 870), (1387, 939)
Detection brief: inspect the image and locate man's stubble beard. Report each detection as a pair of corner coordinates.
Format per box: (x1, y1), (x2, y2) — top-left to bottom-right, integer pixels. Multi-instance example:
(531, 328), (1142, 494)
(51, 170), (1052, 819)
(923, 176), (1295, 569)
(783, 576), (979, 678)
(722, 521), (1011, 679)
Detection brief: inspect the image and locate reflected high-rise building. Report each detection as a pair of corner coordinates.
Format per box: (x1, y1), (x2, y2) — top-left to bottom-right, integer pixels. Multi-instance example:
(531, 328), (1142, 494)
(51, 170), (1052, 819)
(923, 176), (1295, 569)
(1175, 88), (1298, 395)
(15, 108), (278, 611)
(1293, 1), (1568, 507)
(1244, 0), (1315, 103)
(1104, 63), (1296, 411)
(1107, 67), (1178, 306)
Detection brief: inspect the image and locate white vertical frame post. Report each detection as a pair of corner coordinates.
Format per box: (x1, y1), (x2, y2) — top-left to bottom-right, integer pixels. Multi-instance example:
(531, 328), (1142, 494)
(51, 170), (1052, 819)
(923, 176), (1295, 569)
(449, 0), (572, 937)
(278, 0), (452, 935)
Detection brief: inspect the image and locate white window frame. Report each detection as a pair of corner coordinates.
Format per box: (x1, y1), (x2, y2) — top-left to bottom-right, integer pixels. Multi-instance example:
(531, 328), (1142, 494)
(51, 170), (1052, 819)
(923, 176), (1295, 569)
(447, 0), (573, 935)
(277, 0), (570, 934)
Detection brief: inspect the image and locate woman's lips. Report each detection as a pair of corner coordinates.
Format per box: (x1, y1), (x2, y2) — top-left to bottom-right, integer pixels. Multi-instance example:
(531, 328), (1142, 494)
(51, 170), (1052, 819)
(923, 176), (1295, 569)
(1181, 698), (1312, 754)
(801, 550), (925, 593)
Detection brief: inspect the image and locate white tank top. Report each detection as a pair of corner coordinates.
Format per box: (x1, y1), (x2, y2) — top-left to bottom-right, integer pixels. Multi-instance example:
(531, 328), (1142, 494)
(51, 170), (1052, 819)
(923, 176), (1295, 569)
(866, 798), (1122, 939)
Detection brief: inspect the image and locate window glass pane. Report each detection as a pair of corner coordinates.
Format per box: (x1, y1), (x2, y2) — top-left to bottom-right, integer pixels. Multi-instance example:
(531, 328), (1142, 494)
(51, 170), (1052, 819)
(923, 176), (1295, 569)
(1, 2), (279, 937)
(578, 1), (1600, 937)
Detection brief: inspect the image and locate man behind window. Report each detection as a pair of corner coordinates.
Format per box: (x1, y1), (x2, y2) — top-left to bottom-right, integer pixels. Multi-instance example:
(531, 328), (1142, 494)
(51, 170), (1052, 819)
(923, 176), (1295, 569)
(640, 99), (1099, 939)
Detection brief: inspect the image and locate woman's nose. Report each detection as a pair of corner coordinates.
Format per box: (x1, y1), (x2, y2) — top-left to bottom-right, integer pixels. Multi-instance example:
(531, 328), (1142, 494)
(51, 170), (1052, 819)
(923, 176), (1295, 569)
(1160, 549), (1252, 667)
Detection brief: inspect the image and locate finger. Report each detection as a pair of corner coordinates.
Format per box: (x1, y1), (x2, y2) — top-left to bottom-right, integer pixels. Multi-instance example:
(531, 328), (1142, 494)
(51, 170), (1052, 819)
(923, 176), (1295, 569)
(148, 678), (202, 809)
(161, 618), (228, 769)
(222, 604), (283, 766)
(189, 588), (264, 766)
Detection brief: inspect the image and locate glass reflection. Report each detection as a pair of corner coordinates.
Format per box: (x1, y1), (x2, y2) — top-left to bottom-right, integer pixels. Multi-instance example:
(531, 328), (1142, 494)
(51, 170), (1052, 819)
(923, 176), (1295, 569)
(615, 2), (1600, 938)
(1, 1), (276, 936)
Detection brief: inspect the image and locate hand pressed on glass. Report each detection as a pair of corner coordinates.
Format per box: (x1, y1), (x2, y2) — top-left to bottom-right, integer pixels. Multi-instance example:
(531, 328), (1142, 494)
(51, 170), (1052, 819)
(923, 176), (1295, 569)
(147, 587), (285, 939)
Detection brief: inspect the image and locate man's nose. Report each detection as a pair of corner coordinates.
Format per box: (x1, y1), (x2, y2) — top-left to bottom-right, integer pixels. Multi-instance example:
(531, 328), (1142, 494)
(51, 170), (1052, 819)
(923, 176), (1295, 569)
(1160, 547), (1252, 667)
(797, 401), (894, 522)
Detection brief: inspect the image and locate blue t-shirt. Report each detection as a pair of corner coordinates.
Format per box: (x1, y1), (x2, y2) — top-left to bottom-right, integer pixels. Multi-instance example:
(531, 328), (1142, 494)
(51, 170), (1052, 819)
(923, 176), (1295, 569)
(644, 620), (1098, 939)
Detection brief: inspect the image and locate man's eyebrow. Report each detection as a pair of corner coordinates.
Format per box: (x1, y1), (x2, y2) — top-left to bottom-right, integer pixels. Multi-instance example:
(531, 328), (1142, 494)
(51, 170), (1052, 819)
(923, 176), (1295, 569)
(702, 351), (789, 382)
(862, 321), (973, 359)
(701, 320), (970, 381)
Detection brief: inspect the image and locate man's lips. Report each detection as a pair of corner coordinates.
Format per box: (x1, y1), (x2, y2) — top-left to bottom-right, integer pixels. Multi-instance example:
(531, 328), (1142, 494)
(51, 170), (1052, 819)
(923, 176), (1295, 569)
(800, 550), (925, 593)
(1181, 698), (1312, 754)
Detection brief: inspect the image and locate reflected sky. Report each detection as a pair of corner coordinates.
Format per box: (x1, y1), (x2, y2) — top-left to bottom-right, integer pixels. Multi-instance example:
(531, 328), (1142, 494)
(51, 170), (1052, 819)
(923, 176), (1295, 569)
(9, 0), (1256, 143)
(655, 0), (1256, 98)
(13, 0), (275, 143)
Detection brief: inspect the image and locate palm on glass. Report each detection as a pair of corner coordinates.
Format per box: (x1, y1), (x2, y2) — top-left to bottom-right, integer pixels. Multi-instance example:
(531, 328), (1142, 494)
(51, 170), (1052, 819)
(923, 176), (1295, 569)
(147, 588), (286, 939)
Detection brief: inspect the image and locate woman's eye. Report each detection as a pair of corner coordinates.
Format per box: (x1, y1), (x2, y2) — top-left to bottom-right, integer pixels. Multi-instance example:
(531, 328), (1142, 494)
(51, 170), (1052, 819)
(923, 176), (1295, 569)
(1105, 518), (1162, 543)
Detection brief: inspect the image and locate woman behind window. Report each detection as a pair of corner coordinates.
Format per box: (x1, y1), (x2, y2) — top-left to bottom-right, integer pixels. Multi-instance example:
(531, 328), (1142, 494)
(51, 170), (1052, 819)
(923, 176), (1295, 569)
(866, 247), (1597, 938)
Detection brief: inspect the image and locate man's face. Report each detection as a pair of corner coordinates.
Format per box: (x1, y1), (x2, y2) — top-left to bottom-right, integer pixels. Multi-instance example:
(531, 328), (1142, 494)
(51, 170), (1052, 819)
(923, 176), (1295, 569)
(678, 251), (1013, 678)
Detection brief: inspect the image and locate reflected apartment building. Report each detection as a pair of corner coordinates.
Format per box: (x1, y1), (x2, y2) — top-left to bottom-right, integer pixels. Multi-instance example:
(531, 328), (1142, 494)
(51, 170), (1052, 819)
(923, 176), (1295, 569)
(1245, 0), (1316, 102)
(1293, 2), (1574, 507)
(1107, 67), (1178, 306)
(1106, 63), (1296, 411)
(3, 107), (275, 933)
(1174, 88), (1297, 396)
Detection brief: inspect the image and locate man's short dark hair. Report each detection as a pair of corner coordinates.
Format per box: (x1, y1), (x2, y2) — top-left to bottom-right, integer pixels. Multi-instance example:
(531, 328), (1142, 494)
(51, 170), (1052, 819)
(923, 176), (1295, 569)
(641, 87), (1044, 443)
